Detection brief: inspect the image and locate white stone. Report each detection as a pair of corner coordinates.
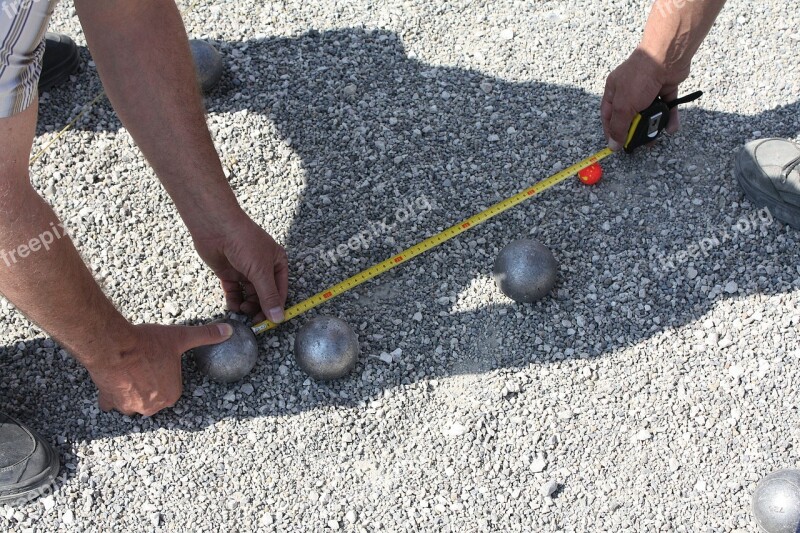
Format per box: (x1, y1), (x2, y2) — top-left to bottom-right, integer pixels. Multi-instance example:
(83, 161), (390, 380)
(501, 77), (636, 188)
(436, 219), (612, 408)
(541, 480), (558, 497)
(41, 496), (55, 511)
(729, 364), (745, 379)
(531, 456), (547, 473)
(443, 422), (469, 436)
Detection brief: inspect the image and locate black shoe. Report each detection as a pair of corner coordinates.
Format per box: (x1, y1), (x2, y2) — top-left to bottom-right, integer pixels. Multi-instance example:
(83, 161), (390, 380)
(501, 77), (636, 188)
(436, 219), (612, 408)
(38, 32), (80, 94)
(0, 412), (60, 507)
(735, 138), (800, 229)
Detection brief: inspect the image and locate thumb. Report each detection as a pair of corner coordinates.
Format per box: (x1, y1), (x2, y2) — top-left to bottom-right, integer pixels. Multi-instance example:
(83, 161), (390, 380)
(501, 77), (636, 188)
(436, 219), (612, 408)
(176, 322), (234, 353)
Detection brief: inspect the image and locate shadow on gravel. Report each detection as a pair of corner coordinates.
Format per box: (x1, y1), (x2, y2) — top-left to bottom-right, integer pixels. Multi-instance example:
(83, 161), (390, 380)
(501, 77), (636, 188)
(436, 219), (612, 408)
(6, 28), (800, 450)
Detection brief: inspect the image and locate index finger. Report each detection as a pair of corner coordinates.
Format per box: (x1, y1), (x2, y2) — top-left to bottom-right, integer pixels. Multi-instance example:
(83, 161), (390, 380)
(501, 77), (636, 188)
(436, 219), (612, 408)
(607, 98), (639, 152)
(250, 256), (289, 324)
(601, 76), (616, 141)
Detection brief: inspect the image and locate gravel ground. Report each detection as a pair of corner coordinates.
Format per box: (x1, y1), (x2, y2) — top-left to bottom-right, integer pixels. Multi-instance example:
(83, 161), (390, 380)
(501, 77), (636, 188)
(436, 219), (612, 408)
(2, 0), (799, 531)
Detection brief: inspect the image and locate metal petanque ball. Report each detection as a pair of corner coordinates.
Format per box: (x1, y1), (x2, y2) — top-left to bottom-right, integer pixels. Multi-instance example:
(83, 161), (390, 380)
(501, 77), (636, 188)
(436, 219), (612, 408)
(188, 39), (224, 93)
(492, 238), (558, 303)
(294, 317), (359, 381)
(752, 469), (800, 533)
(193, 319), (258, 383)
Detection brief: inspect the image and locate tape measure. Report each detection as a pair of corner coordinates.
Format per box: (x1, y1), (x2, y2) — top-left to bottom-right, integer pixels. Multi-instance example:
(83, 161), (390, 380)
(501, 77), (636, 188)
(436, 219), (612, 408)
(623, 90), (703, 153)
(251, 148), (608, 333)
(252, 90), (702, 334)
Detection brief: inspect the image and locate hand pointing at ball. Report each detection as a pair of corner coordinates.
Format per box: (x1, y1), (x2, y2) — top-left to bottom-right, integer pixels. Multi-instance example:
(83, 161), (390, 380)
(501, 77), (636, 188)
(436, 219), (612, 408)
(88, 322), (233, 416)
(191, 209), (289, 325)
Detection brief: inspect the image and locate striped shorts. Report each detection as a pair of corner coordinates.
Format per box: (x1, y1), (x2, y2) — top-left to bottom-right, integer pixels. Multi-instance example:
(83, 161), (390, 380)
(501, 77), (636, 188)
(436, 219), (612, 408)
(0, 0), (58, 118)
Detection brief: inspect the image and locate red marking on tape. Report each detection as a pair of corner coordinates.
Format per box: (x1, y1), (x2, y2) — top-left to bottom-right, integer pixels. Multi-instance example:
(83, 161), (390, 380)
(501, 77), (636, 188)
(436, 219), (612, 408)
(461, 222), (470, 229)
(394, 256), (404, 263)
(527, 189), (536, 196)
(323, 291), (333, 298)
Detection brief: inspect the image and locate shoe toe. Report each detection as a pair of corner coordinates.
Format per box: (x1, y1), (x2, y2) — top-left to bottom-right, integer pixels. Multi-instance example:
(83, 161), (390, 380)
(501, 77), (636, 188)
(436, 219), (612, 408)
(738, 138), (800, 199)
(0, 414), (60, 506)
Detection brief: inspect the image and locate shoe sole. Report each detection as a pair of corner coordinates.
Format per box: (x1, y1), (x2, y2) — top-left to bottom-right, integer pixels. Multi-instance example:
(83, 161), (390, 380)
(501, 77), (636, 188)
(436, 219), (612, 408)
(0, 431), (60, 507)
(735, 152), (800, 230)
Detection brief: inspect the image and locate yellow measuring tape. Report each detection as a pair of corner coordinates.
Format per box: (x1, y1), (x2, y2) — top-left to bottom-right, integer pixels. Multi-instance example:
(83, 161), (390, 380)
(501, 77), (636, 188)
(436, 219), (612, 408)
(252, 147), (614, 334)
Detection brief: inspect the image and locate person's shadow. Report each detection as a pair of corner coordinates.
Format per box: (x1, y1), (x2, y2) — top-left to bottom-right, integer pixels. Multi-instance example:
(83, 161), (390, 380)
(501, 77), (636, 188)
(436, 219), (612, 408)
(8, 28), (800, 452)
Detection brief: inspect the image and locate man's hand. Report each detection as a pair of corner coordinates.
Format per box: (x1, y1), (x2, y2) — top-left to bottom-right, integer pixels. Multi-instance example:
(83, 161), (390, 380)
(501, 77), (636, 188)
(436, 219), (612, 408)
(88, 322), (233, 416)
(192, 210), (289, 324)
(602, 48), (688, 150)
(602, 0), (726, 151)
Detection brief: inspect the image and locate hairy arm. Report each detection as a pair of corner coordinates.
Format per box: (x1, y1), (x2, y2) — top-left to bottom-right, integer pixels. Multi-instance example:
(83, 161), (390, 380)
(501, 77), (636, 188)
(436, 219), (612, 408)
(0, 102), (235, 416)
(0, 102), (135, 364)
(72, 0), (237, 232)
(602, 0), (727, 149)
(74, 0), (288, 323)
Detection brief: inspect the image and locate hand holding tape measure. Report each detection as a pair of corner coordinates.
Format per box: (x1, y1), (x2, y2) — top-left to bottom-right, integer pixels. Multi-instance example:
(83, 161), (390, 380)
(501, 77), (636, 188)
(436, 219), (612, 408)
(623, 91), (703, 152)
(252, 91), (703, 334)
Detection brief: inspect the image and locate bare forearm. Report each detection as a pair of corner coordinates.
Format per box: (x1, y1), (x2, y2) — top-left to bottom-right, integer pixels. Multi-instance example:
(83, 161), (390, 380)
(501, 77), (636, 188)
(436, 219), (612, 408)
(0, 105), (134, 368)
(640, 0), (726, 69)
(74, 0), (242, 236)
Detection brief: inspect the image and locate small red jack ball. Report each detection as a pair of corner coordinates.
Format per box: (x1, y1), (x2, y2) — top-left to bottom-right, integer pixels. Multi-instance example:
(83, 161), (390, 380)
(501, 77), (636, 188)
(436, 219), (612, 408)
(578, 163), (603, 185)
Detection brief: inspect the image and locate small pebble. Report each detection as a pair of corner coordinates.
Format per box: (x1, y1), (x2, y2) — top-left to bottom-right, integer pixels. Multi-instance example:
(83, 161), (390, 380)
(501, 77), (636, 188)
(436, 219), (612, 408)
(724, 281), (738, 294)
(499, 28), (514, 40)
(541, 480), (559, 497)
(443, 422), (469, 436)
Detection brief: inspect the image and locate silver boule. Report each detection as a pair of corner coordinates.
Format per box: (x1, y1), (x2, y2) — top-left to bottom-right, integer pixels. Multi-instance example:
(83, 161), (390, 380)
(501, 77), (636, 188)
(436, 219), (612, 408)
(193, 319), (258, 383)
(294, 316), (359, 381)
(188, 39), (224, 93)
(752, 469), (800, 533)
(492, 238), (558, 303)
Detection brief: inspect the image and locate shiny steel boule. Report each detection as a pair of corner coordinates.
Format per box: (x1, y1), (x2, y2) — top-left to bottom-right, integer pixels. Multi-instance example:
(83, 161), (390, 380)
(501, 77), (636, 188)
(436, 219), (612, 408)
(492, 238), (558, 303)
(294, 317), (359, 381)
(188, 39), (224, 93)
(752, 469), (800, 533)
(193, 319), (258, 383)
